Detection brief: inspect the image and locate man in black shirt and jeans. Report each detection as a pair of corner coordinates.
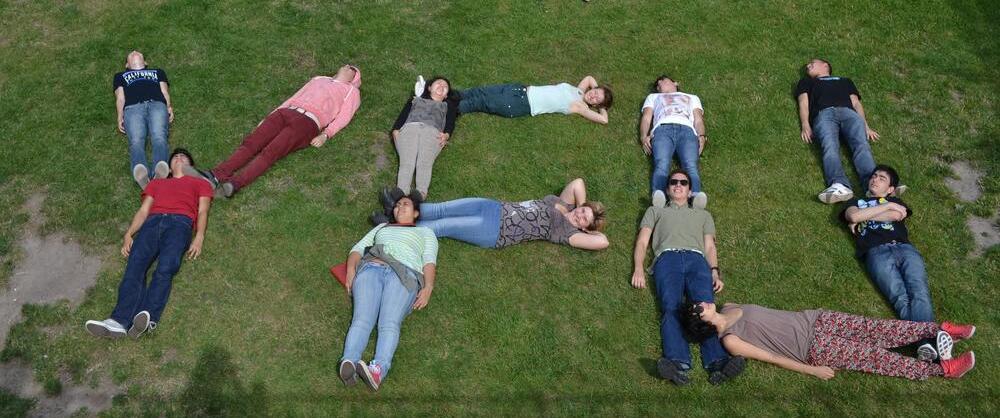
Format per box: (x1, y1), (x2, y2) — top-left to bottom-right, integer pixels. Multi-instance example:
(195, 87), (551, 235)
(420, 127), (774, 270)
(796, 59), (901, 204)
(114, 51), (174, 188)
(842, 165), (941, 361)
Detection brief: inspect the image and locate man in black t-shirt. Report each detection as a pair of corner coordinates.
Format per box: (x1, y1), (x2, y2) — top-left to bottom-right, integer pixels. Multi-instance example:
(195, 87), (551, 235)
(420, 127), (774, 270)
(797, 59), (897, 204)
(113, 51), (174, 188)
(842, 165), (939, 360)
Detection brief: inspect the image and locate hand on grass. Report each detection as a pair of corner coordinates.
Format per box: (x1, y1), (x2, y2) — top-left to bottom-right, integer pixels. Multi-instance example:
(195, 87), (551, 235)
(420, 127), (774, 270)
(631, 270), (647, 289)
(121, 234), (133, 257)
(811, 366), (835, 380)
(641, 135), (652, 155)
(438, 132), (450, 147)
(168, 106), (175, 123)
(866, 127), (880, 142)
(118, 117), (125, 134)
(413, 287), (433, 310)
(186, 236), (204, 260)
(391, 130), (400, 142)
(800, 127), (812, 143)
(310, 133), (328, 148)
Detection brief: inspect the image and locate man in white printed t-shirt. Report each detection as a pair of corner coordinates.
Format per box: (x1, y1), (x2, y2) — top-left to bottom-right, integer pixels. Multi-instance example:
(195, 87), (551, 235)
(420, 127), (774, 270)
(639, 75), (709, 209)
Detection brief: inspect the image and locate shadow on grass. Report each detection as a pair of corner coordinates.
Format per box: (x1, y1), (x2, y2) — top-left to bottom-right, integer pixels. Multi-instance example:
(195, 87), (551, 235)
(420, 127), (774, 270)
(637, 357), (659, 379)
(180, 345), (270, 417)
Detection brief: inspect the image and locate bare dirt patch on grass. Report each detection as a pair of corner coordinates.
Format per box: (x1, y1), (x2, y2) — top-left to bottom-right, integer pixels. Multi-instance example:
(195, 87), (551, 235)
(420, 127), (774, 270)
(943, 161), (998, 256)
(0, 360), (120, 418)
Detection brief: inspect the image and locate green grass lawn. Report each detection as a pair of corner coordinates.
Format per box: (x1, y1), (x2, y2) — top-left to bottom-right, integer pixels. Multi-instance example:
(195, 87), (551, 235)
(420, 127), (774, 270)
(1, 0), (997, 416)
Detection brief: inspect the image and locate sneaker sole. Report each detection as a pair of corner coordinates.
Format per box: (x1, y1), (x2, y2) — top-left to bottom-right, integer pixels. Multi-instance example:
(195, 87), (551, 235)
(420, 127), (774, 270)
(692, 193), (707, 209)
(154, 162), (170, 179)
(819, 191), (854, 204)
(357, 361), (380, 391)
(708, 356), (746, 385)
(916, 344), (938, 362)
(937, 331), (954, 361)
(652, 191), (666, 209)
(85, 321), (125, 339)
(129, 312), (150, 339)
(656, 358), (690, 386)
(339, 361), (358, 386)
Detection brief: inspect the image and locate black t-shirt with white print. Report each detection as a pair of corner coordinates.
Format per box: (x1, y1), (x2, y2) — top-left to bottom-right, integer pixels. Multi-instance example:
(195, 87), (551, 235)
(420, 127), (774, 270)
(841, 196), (912, 257)
(113, 68), (169, 107)
(795, 76), (860, 121)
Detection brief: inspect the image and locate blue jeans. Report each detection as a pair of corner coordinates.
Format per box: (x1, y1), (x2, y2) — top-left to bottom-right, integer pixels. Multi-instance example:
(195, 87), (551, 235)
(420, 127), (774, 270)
(653, 251), (728, 370)
(341, 263), (418, 377)
(864, 243), (935, 322)
(812, 107), (875, 189)
(124, 100), (170, 174)
(651, 124), (701, 194)
(417, 198), (503, 248)
(458, 84), (531, 117)
(110, 214), (192, 328)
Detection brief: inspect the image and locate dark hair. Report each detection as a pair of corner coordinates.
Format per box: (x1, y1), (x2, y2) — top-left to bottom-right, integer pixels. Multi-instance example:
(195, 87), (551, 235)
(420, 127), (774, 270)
(873, 164), (900, 187)
(420, 76), (460, 103)
(396, 191), (424, 213)
(668, 168), (691, 184)
(651, 74), (678, 93)
(680, 302), (718, 343)
(170, 148), (195, 167)
(590, 85), (614, 109)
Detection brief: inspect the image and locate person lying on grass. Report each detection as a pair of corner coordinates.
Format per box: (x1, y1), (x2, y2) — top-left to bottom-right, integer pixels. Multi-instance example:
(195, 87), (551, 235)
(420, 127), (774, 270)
(205, 64), (361, 198)
(113, 50), (174, 188)
(630, 169), (744, 385)
(372, 178), (608, 250)
(340, 192), (438, 392)
(682, 301), (976, 381)
(85, 148), (212, 339)
(456, 75), (613, 124)
(392, 76), (460, 199)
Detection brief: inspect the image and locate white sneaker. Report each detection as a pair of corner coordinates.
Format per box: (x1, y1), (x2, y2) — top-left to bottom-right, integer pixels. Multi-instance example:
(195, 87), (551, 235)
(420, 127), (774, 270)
(154, 161), (170, 179)
(937, 330), (954, 360)
(85, 319), (126, 339)
(133, 164), (150, 189)
(651, 190), (666, 208)
(916, 343), (938, 362)
(893, 184), (908, 197)
(818, 183), (853, 204)
(692, 192), (708, 209)
(128, 311), (151, 339)
(414, 75), (426, 97)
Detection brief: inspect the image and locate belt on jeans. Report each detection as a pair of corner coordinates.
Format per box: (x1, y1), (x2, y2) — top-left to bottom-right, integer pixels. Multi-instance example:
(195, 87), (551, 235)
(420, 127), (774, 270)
(661, 248), (703, 254)
(285, 106), (321, 128)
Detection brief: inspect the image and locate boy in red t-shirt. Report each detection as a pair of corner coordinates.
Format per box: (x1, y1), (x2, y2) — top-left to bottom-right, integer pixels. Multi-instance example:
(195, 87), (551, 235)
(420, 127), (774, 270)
(86, 148), (213, 338)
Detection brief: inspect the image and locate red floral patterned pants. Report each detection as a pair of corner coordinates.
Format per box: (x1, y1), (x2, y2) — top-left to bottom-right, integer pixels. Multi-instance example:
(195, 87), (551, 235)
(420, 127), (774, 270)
(806, 311), (943, 380)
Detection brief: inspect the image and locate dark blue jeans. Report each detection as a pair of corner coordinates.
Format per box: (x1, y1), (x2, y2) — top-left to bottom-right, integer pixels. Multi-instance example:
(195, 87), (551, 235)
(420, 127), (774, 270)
(458, 83), (531, 117)
(812, 107), (875, 189)
(653, 250), (728, 370)
(651, 123), (701, 194)
(110, 214), (192, 328)
(864, 243), (935, 322)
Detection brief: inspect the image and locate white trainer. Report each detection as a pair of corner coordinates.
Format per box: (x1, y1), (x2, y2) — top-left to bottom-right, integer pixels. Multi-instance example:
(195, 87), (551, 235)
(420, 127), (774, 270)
(652, 190), (666, 208)
(818, 183), (853, 204)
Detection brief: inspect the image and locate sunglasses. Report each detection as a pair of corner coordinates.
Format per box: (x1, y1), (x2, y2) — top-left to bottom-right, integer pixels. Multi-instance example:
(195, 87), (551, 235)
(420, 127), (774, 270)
(668, 178), (690, 186)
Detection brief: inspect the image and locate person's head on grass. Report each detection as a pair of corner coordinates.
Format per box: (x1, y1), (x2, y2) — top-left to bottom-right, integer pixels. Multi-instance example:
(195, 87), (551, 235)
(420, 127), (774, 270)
(583, 85), (614, 110)
(333, 64), (358, 82)
(392, 192), (423, 225)
(125, 50), (146, 70)
(805, 58), (832, 78)
(420, 76), (460, 103)
(665, 169), (693, 205)
(652, 75), (680, 94)
(567, 201), (607, 232)
(681, 301), (722, 342)
(867, 164), (900, 198)
(167, 148), (195, 177)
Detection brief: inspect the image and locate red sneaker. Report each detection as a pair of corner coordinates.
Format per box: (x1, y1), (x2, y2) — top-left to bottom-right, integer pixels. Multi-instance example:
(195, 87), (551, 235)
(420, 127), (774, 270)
(941, 352), (975, 379)
(941, 322), (976, 341)
(357, 360), (382, 391)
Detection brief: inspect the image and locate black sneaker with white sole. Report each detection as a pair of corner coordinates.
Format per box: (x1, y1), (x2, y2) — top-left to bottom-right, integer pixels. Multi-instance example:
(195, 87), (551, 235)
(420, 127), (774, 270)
(708, 356), (746, 385)
(917, 343), (938, 362)
(656, 357), (690, 385)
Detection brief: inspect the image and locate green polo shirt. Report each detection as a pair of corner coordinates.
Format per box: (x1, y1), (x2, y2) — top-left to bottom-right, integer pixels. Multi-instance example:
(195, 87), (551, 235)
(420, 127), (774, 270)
(640, 201), (716, 257)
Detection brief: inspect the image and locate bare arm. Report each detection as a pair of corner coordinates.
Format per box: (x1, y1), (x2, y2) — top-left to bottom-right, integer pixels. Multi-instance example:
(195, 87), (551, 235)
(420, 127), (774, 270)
(344, 251), (363, 295)
(797, 93), (812, 143)
(724, 335), (834, 380)
(159, 82), (174, 123)
(704, 234), (723, 292)
(121, 196), (155, 257)
(577, 75), (598, 92)
(568, 231), (609, 251)
(185, 196), (211, 260)
(631, 227), (652, 288)
(115, 87), (126, 133)
(844, 202), (907, 224)
(639, 107), (654, 155)
(570, 101), (608, 124)
(412, 263), (436, 310)
(559, 178), (587, 206)
(694, 108), (706, 155)
(850, 94), (879, 141)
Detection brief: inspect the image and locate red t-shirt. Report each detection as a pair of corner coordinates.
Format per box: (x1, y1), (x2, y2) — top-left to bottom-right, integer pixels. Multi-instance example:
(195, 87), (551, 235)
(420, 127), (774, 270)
(142, 176), (214, 221)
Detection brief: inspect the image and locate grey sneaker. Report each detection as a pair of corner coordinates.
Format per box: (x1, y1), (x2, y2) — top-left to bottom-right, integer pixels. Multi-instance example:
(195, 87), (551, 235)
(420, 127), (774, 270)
(656, 357), (690, 386)
(651, 190), (666, 208)
(893, 184), (908, 197)
(692, 192), (708, 209)
(937, 330), (954, 361)
(85, 319), (126, 339)
(133, 164), (150, 189)
(818, 183), (854, 204)
(708, 356), (746, 385)
(154, 161), (170, 179)
(917, 343), (938, 362)
(128, 311), (150, 339)
(182, 166), (217, 188)
(339, 360), (358, 386)
(215, 182), (235, 199)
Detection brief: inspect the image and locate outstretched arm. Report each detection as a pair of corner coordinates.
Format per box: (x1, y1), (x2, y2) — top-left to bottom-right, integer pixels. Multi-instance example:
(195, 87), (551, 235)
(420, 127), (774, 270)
(115, 87), (126, 133)
(559, 178), (587, 206)
(694, 108), (707, 155)
(186, 196), (211, 260)
(797, 93), (812, 143)
(723, 335), (835, 380)
(631, 227), (652, 288)
(159, 81), (174, 123)
(121, 196), (155, 257)
(639, 107), (654, 154)
(850, 94), (879, 141)
(704, 234), (723, 293)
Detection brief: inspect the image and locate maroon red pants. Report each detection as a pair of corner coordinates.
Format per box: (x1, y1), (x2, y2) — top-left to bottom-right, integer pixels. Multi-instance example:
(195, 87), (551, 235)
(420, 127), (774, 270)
(212, 108), (319, 191)
(806, 311), (943, 380)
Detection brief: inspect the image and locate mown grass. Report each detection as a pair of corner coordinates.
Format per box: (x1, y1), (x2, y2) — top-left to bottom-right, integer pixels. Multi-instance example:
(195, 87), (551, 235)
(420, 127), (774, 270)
(0, 0), (997, 416)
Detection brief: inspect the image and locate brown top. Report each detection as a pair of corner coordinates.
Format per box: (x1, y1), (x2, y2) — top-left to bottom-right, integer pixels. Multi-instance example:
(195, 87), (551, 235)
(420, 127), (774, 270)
(720, 304), (822, 364)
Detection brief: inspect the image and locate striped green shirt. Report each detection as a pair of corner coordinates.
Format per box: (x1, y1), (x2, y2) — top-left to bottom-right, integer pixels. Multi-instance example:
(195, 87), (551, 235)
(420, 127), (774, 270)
(351, 224), (438, 272)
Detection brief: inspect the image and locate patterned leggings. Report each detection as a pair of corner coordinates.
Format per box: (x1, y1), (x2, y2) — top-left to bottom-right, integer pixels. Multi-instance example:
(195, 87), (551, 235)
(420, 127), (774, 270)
(806, 311), (943, 380)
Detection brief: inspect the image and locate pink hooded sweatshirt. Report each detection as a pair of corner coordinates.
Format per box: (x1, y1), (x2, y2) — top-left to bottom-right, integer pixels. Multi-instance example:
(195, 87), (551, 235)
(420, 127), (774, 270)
(279, 65), (362, 138)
